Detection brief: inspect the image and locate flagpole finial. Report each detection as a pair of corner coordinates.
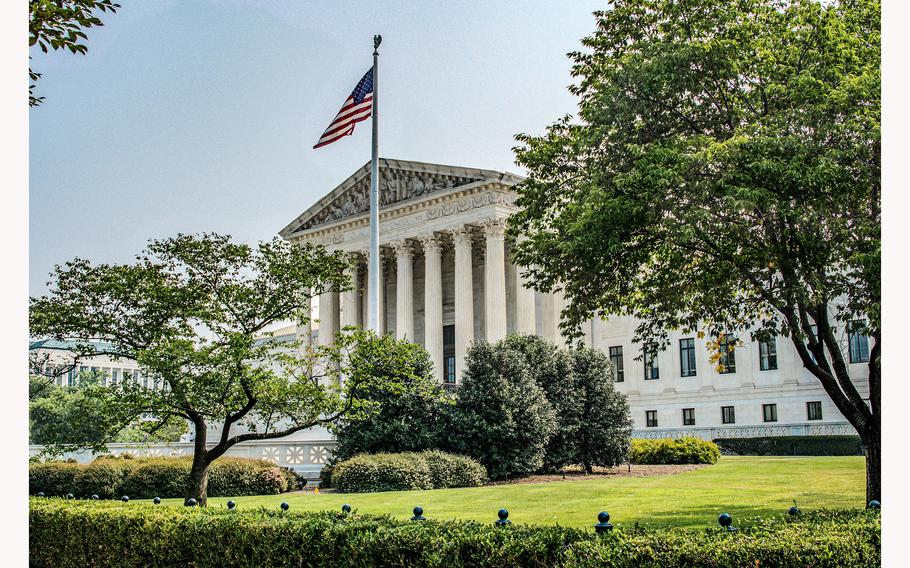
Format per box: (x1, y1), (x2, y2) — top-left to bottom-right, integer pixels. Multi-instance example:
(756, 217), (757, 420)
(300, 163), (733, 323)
(373, 34), (382, 55)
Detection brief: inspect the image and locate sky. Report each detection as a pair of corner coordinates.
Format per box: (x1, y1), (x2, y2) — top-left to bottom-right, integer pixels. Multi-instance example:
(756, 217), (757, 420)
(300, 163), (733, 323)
(29, 0), (605, 297)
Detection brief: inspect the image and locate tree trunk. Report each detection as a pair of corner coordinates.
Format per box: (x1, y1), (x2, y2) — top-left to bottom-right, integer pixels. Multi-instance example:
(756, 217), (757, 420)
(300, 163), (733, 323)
(186, 452), (210, 506)
(861, 427), (881, 504)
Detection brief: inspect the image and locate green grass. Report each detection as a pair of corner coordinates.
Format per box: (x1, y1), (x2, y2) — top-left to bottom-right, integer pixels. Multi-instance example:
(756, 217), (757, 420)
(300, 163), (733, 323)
(163, 456), (865, 529)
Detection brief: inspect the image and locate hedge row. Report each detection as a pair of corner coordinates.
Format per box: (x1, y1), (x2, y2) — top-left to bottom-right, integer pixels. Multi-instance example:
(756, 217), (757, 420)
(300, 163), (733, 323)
(29, 499), (880, 568)
(330, 450), (487, 493)
(29, 456), (300, 499)
(713, 436), (864, 456)
(629, 437), (720, 465)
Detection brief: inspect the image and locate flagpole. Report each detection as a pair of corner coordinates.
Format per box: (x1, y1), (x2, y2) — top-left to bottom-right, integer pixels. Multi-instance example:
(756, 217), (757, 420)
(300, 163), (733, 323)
(368, 34), (382, 333)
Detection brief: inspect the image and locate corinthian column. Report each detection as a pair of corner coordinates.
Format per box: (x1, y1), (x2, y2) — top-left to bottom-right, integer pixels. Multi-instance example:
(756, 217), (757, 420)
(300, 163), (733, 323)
(340, 255), (360, 331)
(449, 226), (474, 382)
(514, 266), (536, 335)
(318, 288), (339, 345)
(419, 234), (443, 382)
(361, 248), (384, 335)
(482, 218), (508, 342)
(392, 240), (414, 340)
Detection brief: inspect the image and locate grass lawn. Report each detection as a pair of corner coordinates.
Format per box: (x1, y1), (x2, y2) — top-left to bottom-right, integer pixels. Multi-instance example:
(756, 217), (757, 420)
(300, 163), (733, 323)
(163, 456), (865, 529)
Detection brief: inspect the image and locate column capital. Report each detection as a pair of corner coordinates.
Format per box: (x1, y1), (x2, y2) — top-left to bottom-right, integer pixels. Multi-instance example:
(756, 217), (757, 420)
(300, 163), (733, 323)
(447, 226), (474, 248)
(416, 233), (442, 254)
(480, 217), (508, 239)
(389, 239), (413, 258)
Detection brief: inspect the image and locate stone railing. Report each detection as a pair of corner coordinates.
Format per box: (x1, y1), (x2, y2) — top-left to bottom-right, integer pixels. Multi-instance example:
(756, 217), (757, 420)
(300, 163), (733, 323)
(632, 421), (856, 440)
(29, 439), (337, 480)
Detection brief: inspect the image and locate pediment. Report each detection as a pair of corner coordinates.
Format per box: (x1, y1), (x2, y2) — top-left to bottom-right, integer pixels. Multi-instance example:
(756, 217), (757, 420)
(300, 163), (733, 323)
(280, 158), (523, 237)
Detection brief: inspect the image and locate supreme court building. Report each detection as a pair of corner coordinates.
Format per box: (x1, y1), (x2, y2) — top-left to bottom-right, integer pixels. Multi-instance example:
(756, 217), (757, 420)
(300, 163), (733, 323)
(279, 159), (867, 439)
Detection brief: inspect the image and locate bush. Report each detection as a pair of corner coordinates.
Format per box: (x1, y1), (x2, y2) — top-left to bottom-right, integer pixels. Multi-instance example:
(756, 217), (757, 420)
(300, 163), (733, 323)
(450, 340), (557, 479)
(331, 452), (433, 493)
(629, 437), (720, 465)
(713, 436), (864, 456)
(30, 456), (301, 499)
(29, 499), (881, 568)
(330, 451), (486, 493)
(572, 347), (632, 472)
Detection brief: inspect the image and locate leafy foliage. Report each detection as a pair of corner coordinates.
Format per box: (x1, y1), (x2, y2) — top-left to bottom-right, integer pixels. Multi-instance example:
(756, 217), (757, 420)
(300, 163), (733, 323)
(29, 499), (881, 567)
(29, 0), (120, 106)
(508, 0), (880, 499)
(330, 450), (486, 493)
(450, 340), (557, 480)
(629, 437), (720, 465)
(572, 348), (633, 472)
(29, 456), (300, 499)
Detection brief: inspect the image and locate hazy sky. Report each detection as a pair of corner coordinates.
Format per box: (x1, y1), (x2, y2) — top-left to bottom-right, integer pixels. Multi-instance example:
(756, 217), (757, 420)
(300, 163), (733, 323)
(29, 0), (605, 296)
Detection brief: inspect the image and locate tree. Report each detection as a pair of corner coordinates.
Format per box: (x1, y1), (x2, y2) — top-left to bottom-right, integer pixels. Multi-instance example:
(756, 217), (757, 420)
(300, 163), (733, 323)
(29, 0), (120, 106)
(497, 334), (579, 472)
(330, 336), (452, 462)
(572, 348), (632, 473)
(451, 340), (556, 480)
(30, 233), (406, 505)
(508, 0), (880, 500)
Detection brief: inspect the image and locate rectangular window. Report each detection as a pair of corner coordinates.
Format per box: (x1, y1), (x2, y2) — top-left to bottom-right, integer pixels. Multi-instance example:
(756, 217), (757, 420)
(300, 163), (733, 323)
(645, 410), (658, 428)
(759, 337), (778, 371)
(443, 324), (456, 384)
(609, 346), (624, 382)
(445, 356), (456, 384)
(643, 344), (659, 380)
(807, 401), (823, 421)
(679, 338), (696, 377)
(721, 406), (736, 424)
(848, 319), (870, 363)
(763, 403), (778, 423)
(682, 407), (695, 426)
(719, 334), (736, 374)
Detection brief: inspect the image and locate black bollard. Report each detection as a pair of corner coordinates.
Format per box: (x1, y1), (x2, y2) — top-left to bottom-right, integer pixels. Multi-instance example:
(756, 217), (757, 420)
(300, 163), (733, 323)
(411, 506), (426, 521)
(281, 502), (289, 511)
(227, 500), (236, 510)
(91, 495), (99, 500)
(788, 506), (800, 516)
(718, 512), (737, 532)
(185, 498), (197, 507)
(595, 512), (613, 533)
(341, 504), (351, 514)
(121, 495), (129, 503)
(868, 500), (881, 510)
(65, 493), (74, 500)
(153, 497), (161, 505)
(36, 492), (45, 498)
(495, 508), (511, 526)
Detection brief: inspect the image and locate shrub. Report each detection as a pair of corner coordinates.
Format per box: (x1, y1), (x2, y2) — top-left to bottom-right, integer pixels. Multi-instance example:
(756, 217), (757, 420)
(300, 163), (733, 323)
(572, 347), (632, 472)
(330, 451), (486, 493)
(450, 340), (557, 479)
(29, 499), (881, 568)
(331, 452), (433, 493)
(30, 457), (301, 499)
(629, 437), (720, 465)
(713, 436), (864, 456)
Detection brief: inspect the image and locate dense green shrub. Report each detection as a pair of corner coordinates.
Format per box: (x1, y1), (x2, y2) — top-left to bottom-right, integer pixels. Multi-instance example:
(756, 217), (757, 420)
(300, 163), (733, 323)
(330, 451), (486, 493)
(629, 437), (720, 465)
(331, 452), (433, 493)
(713, 436), (864, 456)
(331, 339), (451, 462)
(29, 456), (300, 498)
(450, 340), (557, 479)
(29, 499), (881, 568)
(572, 347), (632, 472)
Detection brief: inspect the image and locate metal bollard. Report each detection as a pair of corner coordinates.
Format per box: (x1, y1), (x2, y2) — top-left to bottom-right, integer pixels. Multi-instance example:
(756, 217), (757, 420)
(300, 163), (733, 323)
(595, 512), (613, 533)
(718, 512), (737, 532)
(495, 508), (511, 526)
(411, 506), (426, 521)
(341, 504), (351, 514)
(227, 500), (236, 510)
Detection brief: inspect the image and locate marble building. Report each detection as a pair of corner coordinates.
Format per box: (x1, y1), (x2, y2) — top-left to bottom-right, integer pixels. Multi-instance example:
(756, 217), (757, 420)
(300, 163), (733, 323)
(279, 158), (866, 438)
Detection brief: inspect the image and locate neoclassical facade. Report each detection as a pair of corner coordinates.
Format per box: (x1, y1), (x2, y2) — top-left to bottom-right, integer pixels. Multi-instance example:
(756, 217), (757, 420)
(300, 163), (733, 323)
(280, 159), (866, 438)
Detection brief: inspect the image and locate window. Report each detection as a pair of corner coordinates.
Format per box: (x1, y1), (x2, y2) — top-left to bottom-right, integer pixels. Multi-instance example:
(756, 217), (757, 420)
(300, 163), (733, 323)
(718, 334), (736, 374)
(679, 338), (696, 377)
(443, 324), (456, 384)
(645, 410), (658, 428)
(643, 344), (659, 380)
(763, 403), (778, 423)
(67, 368), (77, 387)
(848, 319), (870, 363)
(609, 346), (624, 382)
(807, 401), (823, 421)
(721, 406), (736, 424)
(759, 337), (778, 371)
(682, 407), (695, 426)
(445, 356), (456, 384)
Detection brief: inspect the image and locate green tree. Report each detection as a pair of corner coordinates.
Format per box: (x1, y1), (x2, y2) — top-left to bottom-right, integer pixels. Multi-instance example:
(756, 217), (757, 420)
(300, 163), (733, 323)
(451, 340), (556, 480)
(572, 348), (632, 473)
(29, 233), (409, 505)
(29, 0), (120, 106)
(331, 336), (452, 462)
(509, 0), (880, 500)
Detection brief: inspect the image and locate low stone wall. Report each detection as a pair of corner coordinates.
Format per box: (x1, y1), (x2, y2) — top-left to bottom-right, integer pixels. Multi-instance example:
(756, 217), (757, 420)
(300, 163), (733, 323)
(632, 421), (856, 440)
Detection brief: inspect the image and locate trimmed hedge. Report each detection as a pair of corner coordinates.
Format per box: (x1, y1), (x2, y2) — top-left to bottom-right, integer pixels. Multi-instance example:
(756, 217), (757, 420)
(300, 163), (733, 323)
(629, 437), (720, 465)
(331, 451), (487, 493)
(713, 436), (864, 456)
(29, 499), (881, 567)
(30, 456), (300, 499)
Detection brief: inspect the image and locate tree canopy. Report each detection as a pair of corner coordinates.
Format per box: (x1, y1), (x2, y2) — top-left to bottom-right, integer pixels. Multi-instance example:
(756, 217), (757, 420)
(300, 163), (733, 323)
(508, 0), (880, 499)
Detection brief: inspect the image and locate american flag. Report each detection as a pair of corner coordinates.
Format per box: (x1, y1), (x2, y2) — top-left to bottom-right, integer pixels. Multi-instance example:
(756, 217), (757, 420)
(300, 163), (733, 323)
(313, 68), (374, 149)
